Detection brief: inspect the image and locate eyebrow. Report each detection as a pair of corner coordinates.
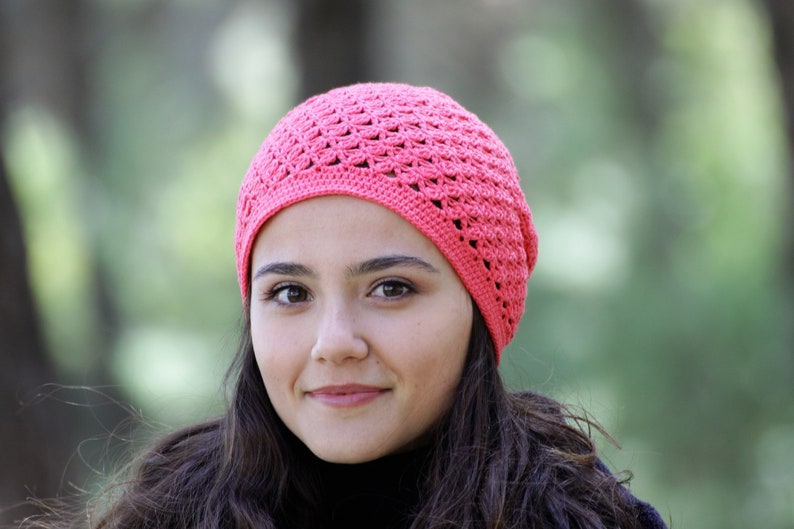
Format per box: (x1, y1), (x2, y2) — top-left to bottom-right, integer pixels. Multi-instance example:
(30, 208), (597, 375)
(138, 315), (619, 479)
(252, 262), (314, 281)
(252, 254), (439, 282)
(347, 255), (440, 277)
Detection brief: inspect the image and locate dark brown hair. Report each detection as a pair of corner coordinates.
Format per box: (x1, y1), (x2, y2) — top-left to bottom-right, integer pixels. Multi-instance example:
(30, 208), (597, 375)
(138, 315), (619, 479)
(24, 307), (644, 529)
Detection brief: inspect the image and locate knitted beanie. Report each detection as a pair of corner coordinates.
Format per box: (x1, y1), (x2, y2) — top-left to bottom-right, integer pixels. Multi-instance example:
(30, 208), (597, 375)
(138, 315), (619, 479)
(235, 83), (537, 360)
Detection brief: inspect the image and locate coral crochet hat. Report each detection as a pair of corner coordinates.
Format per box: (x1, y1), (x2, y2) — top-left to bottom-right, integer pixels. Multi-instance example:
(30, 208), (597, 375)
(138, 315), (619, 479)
(235, 83), (537, 360)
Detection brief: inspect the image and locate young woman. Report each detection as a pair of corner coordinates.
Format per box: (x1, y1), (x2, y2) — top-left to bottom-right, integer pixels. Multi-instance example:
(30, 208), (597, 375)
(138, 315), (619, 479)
(34, 83), (667, 529)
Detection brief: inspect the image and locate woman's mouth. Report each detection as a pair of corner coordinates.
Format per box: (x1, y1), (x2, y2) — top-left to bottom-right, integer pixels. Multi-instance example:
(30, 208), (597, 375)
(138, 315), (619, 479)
(306, 384), (389, 407)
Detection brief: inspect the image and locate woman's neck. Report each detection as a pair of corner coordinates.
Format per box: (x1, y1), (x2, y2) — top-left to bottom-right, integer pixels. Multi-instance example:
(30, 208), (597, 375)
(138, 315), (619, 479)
(313, 445), (432, 529)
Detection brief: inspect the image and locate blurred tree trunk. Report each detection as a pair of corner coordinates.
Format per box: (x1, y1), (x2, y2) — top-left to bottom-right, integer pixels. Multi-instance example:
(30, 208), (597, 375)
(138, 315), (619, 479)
(590, 0), (674, 267)
(587, 0), (667, 360)
(0, 0), (127, 522)
(2, 0), (122, 351)
(0, 2), (81, 521)
(0, 151), (67, 524)
(292, 0), (373, 100)
(758, 0), (794, 308)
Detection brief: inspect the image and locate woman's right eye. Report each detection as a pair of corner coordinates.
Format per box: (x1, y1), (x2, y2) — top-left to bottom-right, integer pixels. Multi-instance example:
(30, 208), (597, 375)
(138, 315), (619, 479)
(266, 284), (311, 304)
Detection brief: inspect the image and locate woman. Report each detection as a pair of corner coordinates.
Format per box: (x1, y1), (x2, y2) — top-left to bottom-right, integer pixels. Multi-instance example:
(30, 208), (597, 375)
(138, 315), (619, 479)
(39, 83), (667, 529)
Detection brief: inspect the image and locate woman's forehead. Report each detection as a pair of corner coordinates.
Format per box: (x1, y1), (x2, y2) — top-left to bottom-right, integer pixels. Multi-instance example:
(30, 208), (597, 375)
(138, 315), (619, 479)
(251, 195), (447, 265)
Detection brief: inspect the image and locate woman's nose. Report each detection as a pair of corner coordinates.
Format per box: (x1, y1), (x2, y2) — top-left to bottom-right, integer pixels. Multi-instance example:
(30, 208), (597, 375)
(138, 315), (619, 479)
(310, 302), (369, 363)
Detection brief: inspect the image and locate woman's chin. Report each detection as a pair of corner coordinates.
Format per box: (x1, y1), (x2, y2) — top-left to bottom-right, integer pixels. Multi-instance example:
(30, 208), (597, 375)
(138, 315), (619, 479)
(307, 443), (387, 464)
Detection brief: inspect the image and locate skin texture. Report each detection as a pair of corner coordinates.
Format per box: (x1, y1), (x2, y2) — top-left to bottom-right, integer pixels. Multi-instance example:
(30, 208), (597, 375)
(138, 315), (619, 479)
(249, 195), (473, 464)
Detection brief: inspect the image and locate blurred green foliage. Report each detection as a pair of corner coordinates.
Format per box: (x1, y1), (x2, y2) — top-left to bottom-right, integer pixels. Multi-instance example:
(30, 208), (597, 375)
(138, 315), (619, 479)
(3, 0), (792, 527)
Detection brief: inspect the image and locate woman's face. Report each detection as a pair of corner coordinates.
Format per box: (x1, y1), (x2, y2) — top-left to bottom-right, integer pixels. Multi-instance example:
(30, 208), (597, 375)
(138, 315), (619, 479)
(249, 195), (472, 463)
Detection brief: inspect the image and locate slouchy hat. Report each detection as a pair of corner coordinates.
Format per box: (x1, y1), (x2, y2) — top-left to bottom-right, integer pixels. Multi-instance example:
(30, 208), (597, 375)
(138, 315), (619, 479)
(235, 83), (537, 360)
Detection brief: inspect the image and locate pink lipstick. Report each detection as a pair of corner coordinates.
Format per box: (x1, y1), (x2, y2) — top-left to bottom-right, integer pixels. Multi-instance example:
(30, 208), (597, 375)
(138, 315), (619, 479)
(307, 384), (387, 407)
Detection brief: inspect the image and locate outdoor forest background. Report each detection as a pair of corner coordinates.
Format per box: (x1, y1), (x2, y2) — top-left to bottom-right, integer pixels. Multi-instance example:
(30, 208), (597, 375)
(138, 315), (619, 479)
(1, 0), (793, 527)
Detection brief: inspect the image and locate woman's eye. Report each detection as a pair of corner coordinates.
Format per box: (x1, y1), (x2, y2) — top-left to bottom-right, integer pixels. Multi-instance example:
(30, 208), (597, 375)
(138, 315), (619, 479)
(372, 280), (413, 299)
(268, 284), (310, 304)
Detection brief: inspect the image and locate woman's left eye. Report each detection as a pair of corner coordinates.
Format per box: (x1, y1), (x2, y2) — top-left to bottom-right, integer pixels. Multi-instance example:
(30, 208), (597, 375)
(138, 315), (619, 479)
(371, 280), (414, 299)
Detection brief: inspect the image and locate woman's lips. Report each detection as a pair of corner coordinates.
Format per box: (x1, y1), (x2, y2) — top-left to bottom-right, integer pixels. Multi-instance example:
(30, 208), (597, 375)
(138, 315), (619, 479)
(307, 384), (388, 407)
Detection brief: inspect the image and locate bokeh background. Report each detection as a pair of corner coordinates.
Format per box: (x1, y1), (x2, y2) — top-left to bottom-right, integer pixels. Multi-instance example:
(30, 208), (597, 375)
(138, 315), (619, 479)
(2, 0), (793, 527)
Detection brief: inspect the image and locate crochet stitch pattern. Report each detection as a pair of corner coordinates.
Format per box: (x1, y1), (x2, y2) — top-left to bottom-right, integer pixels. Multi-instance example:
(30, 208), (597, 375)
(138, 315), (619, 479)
(235, 83), (538, 359)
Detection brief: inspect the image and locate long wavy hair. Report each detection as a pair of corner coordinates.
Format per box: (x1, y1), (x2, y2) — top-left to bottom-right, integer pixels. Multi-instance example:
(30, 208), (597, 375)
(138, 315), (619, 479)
(28, 306), (644, 529)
